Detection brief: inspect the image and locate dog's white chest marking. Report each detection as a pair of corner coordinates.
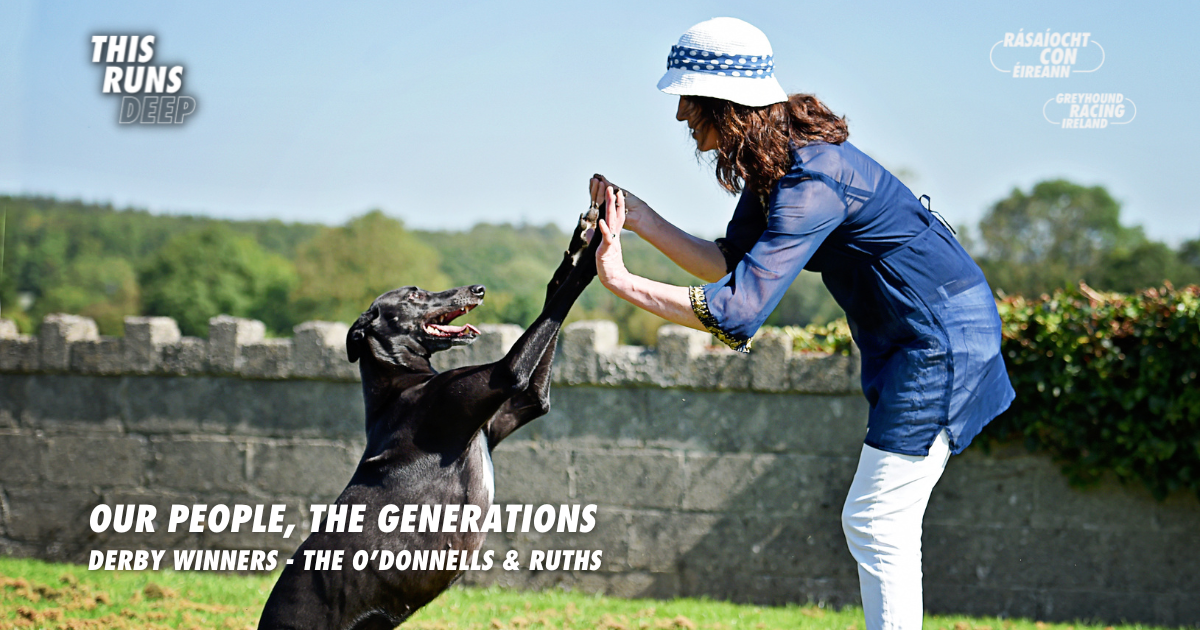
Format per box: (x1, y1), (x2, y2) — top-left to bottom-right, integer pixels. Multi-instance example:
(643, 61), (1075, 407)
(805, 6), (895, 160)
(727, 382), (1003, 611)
(475, 430), (495, 505)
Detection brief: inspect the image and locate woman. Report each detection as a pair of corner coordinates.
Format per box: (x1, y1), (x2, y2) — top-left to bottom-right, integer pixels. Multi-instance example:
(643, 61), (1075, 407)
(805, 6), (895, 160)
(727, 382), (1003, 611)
(589, 17), (1015, 630)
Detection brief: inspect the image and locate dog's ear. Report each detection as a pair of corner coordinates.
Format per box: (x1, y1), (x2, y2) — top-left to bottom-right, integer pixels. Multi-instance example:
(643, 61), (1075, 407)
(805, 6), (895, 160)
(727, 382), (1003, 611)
(346, 309), (375, 363)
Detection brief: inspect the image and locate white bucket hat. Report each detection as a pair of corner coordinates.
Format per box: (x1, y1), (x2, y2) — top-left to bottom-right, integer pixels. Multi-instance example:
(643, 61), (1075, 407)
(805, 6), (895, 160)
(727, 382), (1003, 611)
(657, 17), (788, 108)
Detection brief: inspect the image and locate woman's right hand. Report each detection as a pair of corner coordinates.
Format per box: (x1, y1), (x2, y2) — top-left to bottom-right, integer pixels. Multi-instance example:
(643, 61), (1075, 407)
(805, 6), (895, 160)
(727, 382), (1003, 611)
(589, 174), (655, 236)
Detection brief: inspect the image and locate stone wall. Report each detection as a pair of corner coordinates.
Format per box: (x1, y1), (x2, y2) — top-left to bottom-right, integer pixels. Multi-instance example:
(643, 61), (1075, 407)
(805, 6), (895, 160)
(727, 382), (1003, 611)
(0, 314), (1197, 626)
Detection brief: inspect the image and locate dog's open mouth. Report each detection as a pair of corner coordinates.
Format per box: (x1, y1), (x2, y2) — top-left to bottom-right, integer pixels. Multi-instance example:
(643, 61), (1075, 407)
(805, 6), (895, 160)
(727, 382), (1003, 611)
(423, 304), (481, 340)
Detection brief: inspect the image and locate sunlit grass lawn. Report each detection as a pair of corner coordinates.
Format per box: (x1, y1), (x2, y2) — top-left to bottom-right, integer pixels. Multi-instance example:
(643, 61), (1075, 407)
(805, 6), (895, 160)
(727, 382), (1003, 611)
(0, 556), (1175, 630)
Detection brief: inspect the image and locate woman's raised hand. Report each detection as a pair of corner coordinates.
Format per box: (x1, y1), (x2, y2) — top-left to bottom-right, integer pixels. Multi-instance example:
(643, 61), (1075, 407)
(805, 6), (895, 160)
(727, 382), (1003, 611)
(595, 186), (630, 291)
(589, 174), (653, 235)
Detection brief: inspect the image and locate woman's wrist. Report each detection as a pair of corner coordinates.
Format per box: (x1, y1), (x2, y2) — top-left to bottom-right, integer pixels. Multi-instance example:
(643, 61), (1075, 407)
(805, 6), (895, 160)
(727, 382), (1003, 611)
(599, 265), (634, 295)
(628, 204), (663, 239)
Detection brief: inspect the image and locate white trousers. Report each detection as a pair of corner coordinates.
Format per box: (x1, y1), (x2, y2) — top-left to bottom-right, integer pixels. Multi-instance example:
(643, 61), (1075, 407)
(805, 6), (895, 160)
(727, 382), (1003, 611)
(841, 430), (951, 630)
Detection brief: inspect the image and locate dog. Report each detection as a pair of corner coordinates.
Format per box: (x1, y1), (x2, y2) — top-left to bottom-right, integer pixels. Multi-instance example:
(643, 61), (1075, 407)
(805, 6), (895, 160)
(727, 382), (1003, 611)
(257, 203), (605, 630)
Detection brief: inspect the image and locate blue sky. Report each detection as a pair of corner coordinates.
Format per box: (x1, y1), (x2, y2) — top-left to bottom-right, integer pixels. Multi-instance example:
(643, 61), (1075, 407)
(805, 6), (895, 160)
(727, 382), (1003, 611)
(1, 0), (1197, 244)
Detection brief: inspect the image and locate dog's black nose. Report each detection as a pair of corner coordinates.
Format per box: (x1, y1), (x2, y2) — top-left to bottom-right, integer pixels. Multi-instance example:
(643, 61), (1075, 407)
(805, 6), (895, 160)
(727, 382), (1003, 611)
(469, 285), (485, 297)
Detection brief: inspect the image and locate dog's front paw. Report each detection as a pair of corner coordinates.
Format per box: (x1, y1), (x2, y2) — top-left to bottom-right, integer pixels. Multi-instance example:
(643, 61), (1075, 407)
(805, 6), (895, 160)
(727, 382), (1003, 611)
(569, 204), (599, 260)
(574, 201), (606, 278)
(545, 203), (602, 303)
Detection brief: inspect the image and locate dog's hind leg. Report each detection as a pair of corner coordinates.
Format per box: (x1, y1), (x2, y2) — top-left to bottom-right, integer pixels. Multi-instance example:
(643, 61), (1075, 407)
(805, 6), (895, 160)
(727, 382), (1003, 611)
(347, 610), (407, 630)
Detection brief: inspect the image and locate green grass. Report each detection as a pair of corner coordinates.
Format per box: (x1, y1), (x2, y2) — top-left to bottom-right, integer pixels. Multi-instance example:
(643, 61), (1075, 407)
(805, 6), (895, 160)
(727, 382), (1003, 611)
(0, 556), (272, 629)
(0, 556), (1174, 630)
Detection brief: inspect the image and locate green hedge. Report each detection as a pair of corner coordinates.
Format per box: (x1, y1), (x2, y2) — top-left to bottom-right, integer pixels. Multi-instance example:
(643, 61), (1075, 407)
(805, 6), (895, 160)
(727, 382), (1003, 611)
(778, 283), (1200, 499)
(778, 318), (855, 356)
(991, 284), (1200, 499)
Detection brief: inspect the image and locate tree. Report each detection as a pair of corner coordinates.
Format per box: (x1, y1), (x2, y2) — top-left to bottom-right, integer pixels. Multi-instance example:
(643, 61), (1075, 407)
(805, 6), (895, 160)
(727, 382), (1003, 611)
(139, 226), (298, 336)
(976, 180), (1145, 295)
(764, 273), (845, 328)
(1180, 238), (1200, 278)
(1097, 240), (1200, 292)
(37, 256), (140, 335)
(290, 211), (449, 324)
(975, 180), (1200, 295)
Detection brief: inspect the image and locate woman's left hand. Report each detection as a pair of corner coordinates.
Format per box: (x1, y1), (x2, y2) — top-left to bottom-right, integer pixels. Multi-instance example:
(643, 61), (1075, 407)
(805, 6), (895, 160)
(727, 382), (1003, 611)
(596, 186), (629, 291)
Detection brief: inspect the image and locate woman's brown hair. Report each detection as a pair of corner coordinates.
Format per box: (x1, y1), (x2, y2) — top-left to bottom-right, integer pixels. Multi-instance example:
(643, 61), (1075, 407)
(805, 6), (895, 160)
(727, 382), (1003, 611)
(687, 93), (848, 196)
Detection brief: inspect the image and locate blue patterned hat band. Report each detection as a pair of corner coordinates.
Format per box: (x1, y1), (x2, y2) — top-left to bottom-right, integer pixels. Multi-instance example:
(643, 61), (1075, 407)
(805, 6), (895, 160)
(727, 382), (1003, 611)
(667, 45), (775, 78)
(658, 18), (787, 106)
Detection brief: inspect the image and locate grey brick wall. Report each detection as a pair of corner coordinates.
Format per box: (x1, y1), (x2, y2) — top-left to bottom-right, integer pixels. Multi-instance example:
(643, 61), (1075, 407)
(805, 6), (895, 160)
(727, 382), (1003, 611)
(0, 314), (1197, 625)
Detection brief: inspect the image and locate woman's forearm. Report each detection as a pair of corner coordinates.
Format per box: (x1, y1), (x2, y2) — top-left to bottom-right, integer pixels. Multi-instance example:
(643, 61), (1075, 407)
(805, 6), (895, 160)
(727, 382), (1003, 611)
(603, 271), (706, 332)
(593, 183), (709, 333)
(635, 210), (729, 283)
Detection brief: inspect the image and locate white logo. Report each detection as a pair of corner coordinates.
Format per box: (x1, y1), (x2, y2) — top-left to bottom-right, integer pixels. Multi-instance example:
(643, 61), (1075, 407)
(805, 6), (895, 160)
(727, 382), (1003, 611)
(990, 30), (1104, 78)
(1043, 93), (1136, 129)
(90, 35), (198, 124)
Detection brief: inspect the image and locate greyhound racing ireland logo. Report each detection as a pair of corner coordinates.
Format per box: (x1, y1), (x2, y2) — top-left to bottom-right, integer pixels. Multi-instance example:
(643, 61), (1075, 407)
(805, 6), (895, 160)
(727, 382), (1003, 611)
(990, 30), (1104, 78)
(1043, 93), (1135, 129)
(90, 35), (198, 125)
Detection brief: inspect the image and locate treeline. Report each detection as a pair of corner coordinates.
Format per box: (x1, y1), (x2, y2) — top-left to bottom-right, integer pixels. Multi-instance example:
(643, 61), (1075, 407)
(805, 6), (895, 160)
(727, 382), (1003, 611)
(967, 180), (1200, 296)
(0, 199), (720, 343)
(1, 179), (1197, 345)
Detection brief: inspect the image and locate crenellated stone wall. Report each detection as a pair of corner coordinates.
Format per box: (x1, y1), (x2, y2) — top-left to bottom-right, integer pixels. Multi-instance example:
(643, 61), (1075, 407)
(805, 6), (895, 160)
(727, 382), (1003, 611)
(0, 314), (858, 393)
(0, 314), (1197, 626)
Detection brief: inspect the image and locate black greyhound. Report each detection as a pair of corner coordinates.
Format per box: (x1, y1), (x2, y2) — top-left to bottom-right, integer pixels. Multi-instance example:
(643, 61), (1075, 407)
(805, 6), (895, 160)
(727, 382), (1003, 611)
(257, 202), (605, 630)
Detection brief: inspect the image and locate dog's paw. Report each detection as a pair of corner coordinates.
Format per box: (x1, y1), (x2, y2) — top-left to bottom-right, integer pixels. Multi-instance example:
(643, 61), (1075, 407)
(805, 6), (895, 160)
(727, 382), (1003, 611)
(573, 201), (606, 278)
(545, 203), (602, 303)
(566, 205), (598, 261)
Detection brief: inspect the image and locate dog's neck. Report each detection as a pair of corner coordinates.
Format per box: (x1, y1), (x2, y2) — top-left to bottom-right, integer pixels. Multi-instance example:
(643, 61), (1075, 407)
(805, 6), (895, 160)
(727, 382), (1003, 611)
(357, 346), (438, 415)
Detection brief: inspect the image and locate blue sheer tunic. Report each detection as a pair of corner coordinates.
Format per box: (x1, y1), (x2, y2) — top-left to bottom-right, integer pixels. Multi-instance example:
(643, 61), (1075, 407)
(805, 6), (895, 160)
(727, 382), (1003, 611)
(690, 141), (1015, 455)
